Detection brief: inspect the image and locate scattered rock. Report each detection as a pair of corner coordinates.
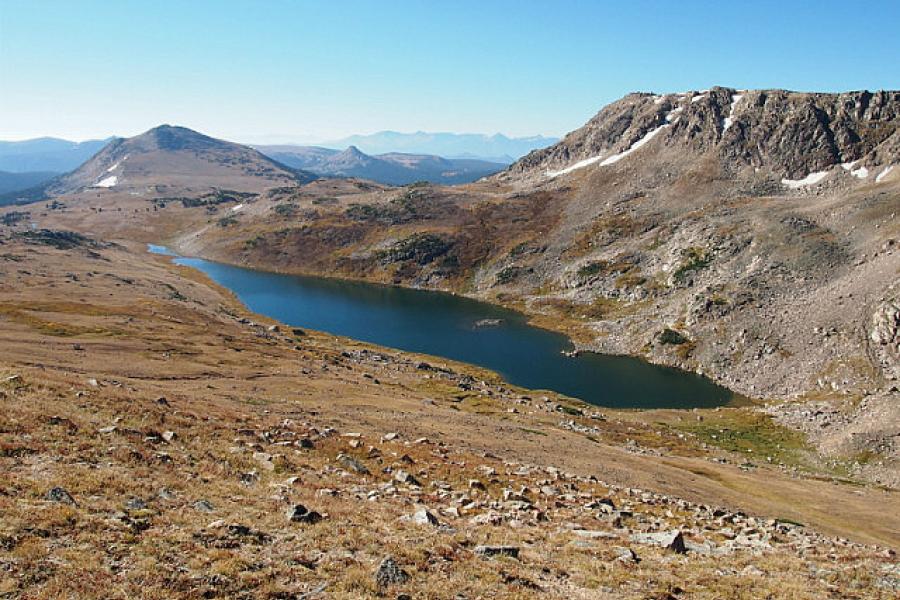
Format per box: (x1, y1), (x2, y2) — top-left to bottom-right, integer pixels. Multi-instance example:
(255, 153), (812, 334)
(614, 546), (640, 564)
(475, 545), (520, 559)
(393, 470), (420, 486)
(288, 504), (323, 524)
(409, 507), (440, 526)
(374, 556), (410, 587)
(124, 498), (147, 511)
(46, 486), (75, 505)
(630, 530), (687, 554)
(193, 500), (215, 513)
(337, 453), (370, 475)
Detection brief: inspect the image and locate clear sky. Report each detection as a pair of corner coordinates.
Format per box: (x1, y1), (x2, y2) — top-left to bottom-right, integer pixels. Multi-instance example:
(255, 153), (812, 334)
(1, 0), (899, 142)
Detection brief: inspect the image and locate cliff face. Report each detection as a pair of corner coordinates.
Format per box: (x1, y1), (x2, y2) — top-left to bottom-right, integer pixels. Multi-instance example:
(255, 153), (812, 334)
(506, 87), (900, 180)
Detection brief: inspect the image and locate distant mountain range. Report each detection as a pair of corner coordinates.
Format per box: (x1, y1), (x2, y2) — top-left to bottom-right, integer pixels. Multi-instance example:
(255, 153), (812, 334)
(255, 144), (505, 185)
(316, 131), (558, 163)
(0, 125), (313, 204)
(0, 170), (59, 196)
(0, 137), (112, 173)
(0, 129), (525, 196)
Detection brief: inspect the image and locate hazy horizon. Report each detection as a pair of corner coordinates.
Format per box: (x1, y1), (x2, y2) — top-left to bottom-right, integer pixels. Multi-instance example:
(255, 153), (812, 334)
(2, 0), (899, 141)
(0, 128), (558, 146)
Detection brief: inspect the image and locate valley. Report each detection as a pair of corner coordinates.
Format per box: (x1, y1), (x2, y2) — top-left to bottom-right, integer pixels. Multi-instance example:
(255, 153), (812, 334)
(1, 86), (898, 598)
(1, 215), (897, 599)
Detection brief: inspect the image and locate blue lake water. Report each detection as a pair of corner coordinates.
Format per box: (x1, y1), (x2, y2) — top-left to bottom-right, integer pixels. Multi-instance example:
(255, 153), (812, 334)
(149, 244), (735, 409)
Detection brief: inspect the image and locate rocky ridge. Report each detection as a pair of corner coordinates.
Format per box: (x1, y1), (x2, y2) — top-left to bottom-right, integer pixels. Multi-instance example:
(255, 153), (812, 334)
(506, 87), (900, 183)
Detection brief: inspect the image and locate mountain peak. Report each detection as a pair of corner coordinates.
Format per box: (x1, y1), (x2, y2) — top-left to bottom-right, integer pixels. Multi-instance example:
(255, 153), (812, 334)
(506, 87), (900, 182)
(2, 125), (316, 202)
(132, 125), (228, 152)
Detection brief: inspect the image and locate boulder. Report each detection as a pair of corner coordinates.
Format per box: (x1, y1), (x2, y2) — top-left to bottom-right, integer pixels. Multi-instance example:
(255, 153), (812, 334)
(193, 499), (215, 513)
(409, 507), (439, 526)
(630, 530), (687, 553)
(46, 487), (76, 505)
(393, 470), (420, 486)
(337, 453), (370, 475)
(288, 504), (323, 524)
(374, 556), (409, 587)
(474, 545), (520, 558)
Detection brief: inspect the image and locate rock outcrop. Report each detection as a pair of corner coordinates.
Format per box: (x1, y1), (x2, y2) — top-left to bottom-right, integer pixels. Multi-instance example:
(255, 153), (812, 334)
(506, 87), (900, 182)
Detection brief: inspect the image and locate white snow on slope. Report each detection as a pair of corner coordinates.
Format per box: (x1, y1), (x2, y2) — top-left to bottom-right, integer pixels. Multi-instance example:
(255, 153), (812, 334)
(545, 155), (607, 178)
(106, 154), (128, 173)
(93, 176), (117, 188)
(231, 204), (244, 212)
(781, 171), (828, 189)
(839, 162), (868, 178)
(545, 97), (699, 178)
(599, 122), (670, 166)
(547, 111), (675, 178)
(722, 94), (744, 131)
(876, 165), (894, 183)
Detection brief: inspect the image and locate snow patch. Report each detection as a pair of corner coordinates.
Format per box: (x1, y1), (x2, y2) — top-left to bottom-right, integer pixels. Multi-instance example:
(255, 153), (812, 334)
(781, 171), (828, 189)
(876, 165), (894, 183)
(546, 103), (682, 178)
(231, 204), (244, 212)
(93, 176), (117, 188)
(545, 155), (607, 178)
(106, 154), (129, 173)
(840, 161), (868, 178)
(599, 123), (669, 166)
(666, 106), (683, 122)
(722, 94), (744, 131)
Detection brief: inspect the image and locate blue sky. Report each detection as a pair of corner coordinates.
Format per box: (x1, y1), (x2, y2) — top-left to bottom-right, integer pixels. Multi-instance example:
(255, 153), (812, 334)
(1, 0), (899, 142)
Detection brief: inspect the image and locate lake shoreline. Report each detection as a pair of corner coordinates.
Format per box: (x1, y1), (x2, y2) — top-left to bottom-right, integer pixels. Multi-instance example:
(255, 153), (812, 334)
(150, 243), (743, 410)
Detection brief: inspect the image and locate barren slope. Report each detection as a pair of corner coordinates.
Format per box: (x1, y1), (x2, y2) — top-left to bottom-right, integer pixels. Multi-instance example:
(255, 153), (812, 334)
(0, 222), (897, 598)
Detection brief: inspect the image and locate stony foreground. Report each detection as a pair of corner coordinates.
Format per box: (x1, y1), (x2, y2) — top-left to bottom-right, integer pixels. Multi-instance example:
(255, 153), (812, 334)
(0, 233), (898, 598)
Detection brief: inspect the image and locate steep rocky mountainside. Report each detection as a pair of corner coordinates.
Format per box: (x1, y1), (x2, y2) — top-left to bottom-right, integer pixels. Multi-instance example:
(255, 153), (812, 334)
(257, 144), (505, 185)
(506, 87), (899, 182)
(3, 126), (314, 202)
